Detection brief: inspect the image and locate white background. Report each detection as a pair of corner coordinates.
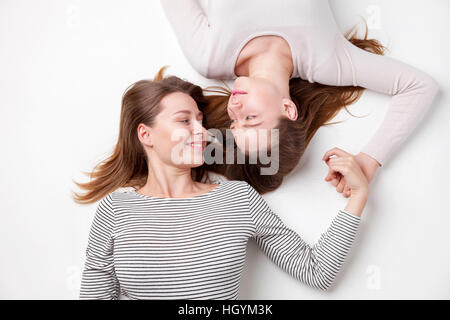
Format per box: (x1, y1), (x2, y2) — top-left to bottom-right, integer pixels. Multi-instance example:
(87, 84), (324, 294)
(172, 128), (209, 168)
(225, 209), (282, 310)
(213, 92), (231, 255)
(0, 0), (449, 299)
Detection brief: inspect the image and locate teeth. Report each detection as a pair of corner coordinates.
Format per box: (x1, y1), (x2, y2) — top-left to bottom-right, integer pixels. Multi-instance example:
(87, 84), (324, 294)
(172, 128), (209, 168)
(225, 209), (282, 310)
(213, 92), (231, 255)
(186, 142), (204, 147)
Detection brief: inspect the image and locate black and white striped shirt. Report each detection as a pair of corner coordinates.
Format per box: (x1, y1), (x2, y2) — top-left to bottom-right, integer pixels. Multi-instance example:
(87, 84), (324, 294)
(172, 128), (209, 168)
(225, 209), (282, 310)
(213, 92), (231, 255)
(79, 180), (361, 299)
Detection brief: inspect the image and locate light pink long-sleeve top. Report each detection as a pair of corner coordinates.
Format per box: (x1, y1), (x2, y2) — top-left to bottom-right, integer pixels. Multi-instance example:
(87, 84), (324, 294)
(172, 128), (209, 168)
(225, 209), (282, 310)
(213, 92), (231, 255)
(160, 0), (439, 167)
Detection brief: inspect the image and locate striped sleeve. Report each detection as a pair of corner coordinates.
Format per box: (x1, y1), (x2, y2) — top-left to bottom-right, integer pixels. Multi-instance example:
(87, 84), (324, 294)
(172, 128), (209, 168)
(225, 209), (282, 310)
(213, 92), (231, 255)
(79, 194), (120, 300)
(246, 183), (361, 291)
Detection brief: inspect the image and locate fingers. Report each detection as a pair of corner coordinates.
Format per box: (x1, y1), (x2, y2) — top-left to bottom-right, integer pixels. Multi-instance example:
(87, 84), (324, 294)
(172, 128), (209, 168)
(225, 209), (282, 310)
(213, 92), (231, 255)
(333, 172), (351, 197)
(322, 147), (351, 162)
(325, 156), (359, 197)
(324, 167), (335, 181)
(336, 176), (346, 193)
(326, 156), (368, 197)
(327, 159), (351, 182)
(324, 161), (342, 187)
(331, 173), (341, 187)
(344, 186), (351, 198)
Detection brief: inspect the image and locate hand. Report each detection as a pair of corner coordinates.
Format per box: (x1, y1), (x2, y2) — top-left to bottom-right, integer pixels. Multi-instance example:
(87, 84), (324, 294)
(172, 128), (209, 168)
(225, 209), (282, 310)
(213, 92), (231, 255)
(322, 148), (370, 198)
(323, 150), (379, 198)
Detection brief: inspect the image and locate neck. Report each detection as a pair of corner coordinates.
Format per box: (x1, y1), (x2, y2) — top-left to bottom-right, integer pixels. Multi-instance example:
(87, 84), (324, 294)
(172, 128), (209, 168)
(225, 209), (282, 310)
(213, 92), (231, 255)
(236, 50), (293, 99)
(139, 157), (198, 198)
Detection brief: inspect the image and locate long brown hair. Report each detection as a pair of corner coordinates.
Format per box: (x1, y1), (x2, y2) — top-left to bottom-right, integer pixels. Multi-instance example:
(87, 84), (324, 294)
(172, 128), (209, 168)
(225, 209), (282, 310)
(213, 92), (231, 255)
(72, 67), (211, 204)
(73, 18), (386, 203)
(200, 18), (387, 194)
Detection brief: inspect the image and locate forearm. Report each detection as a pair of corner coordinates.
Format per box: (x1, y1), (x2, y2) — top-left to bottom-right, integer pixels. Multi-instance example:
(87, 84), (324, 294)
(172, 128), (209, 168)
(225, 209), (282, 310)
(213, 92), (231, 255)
(344, 193), (369, 217)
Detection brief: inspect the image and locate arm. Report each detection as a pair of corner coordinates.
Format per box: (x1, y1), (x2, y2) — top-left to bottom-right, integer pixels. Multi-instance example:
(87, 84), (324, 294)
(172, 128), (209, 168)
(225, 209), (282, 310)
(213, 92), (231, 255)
(313, 32), (440, 167)
(79, 194), (120, 300)
(159, 0), (211, 72)
(246, 183), (361, 291)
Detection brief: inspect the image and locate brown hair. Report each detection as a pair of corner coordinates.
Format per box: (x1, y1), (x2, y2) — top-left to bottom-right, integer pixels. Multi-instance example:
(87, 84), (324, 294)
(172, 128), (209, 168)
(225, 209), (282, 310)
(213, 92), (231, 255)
(72, 18), (386, 203)
(72, 67), (211, 204)
(200, 18), (387, 194)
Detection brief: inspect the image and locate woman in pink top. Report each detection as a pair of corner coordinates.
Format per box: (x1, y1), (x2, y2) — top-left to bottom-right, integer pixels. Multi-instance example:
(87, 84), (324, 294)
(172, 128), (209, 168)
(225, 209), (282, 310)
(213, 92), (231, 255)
(160, 0), (440, 195)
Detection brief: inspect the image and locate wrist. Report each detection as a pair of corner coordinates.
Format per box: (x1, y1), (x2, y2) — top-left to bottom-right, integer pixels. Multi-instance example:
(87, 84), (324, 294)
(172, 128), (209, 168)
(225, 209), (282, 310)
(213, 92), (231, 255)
(359, 152), (381, 168)
(345, 194), (368, 217)
(350, 189), (369, 201)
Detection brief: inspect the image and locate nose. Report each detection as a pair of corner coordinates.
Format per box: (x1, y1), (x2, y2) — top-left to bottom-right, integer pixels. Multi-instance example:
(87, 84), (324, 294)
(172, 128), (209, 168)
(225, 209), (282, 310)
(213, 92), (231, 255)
(193, 119), (207, 138)
(230, 93), (242, 107)
(193, 119), (203, 131)
(229, 96), (243, 118)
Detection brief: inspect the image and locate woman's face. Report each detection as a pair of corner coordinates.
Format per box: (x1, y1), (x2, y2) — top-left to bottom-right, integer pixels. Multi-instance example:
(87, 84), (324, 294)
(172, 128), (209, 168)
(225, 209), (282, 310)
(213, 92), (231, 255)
(139, 92), (208, 168)
(227, 76), (295, 153)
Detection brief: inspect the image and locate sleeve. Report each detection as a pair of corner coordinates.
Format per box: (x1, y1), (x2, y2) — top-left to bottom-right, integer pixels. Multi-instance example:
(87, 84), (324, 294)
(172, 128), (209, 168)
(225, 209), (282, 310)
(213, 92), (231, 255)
(312, 32), (440, 167)
(79, 194), (120, 300)
(159, 0), (211, 72)
(246, 183), (361, 291)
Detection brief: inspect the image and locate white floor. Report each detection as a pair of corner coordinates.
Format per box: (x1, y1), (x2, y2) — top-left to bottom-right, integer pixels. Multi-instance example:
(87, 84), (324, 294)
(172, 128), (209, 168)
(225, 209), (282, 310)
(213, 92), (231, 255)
(0, 0), (449, 299)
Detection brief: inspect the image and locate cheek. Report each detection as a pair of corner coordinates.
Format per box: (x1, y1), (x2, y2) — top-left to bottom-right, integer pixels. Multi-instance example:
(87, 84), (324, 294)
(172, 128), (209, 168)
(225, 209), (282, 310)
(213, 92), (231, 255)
(248, 83), (273, 107)
(169, 130), (190, 151)
(255, 90), (283, 116)
(171, 122), (191, 138)
(169, 126), (195, 156)
(247, 94), (270, 113)
(153, 125), (182, 151)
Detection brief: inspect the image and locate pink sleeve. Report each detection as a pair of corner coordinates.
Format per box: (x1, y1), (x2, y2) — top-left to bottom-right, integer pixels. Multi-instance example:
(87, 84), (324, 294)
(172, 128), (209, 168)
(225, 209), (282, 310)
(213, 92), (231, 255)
(160, 0), (211, 73)
(312, 32), (439, 167)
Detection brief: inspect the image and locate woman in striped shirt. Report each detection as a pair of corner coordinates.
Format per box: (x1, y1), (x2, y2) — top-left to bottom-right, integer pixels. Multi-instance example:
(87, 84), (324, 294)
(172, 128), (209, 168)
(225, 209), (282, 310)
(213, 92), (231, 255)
(73, 70), (369, 300)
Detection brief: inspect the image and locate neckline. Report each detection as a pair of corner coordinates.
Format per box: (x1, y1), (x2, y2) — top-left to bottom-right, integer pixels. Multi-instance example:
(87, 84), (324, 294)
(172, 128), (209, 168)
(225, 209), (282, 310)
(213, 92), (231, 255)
(232, 31), (297, 78)
(130, 181), (224, 200)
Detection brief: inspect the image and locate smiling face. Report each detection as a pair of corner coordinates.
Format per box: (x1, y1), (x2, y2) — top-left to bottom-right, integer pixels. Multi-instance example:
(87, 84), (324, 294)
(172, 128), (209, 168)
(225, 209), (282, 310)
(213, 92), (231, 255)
(227, 76), (297, 154)
(138, 91), (208, 168)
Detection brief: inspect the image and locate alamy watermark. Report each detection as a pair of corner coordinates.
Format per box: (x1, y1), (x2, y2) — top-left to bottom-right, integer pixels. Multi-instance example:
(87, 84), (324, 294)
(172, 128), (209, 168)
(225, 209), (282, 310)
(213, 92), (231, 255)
(169, 127), (280, 175)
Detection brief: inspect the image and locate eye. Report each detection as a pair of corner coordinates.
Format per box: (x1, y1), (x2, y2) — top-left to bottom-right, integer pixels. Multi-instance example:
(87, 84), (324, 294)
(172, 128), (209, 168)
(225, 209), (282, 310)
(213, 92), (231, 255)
(180, 119), (190, 124)
(246, 115), (256, 120)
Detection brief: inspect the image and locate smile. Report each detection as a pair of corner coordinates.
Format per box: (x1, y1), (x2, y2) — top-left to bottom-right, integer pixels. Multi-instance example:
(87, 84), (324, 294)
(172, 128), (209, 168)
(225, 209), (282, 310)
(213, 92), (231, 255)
(185, 142), (206, 150)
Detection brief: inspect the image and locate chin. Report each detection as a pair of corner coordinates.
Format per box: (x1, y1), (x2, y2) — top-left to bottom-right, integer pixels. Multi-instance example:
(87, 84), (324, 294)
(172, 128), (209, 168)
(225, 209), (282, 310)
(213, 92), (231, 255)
(181, 153), (205, 167)
(191, 161), (204, 168)
(172, 161), (204, 170)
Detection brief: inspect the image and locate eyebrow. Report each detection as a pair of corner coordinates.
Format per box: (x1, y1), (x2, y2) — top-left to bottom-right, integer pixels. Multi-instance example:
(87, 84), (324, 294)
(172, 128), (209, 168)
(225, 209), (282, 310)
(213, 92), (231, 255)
(172, 110), (203, 117)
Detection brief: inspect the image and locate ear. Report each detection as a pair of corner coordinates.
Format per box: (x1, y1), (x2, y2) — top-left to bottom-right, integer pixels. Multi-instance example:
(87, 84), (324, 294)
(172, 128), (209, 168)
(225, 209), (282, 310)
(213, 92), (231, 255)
(282, 98), (298, 121)
(137, 123), (153, 147)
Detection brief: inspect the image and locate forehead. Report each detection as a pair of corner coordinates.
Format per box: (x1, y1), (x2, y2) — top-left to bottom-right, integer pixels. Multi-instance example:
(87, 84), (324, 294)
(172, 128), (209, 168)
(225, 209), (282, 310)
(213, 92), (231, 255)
(160, 92), (198, 113)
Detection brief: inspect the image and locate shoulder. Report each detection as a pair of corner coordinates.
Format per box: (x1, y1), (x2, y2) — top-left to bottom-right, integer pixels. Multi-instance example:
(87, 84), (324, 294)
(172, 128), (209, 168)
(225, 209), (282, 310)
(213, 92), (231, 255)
(221, 179), (249, 189)
(221, 180), (258, 197)
(94, 189), (138, 218)
(107, 188), (140, 204)
(212, 179), (250, 197)
(94, 192), (117, 212)
(230, 180), (254, 191)
(98, 189), (132, 208)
